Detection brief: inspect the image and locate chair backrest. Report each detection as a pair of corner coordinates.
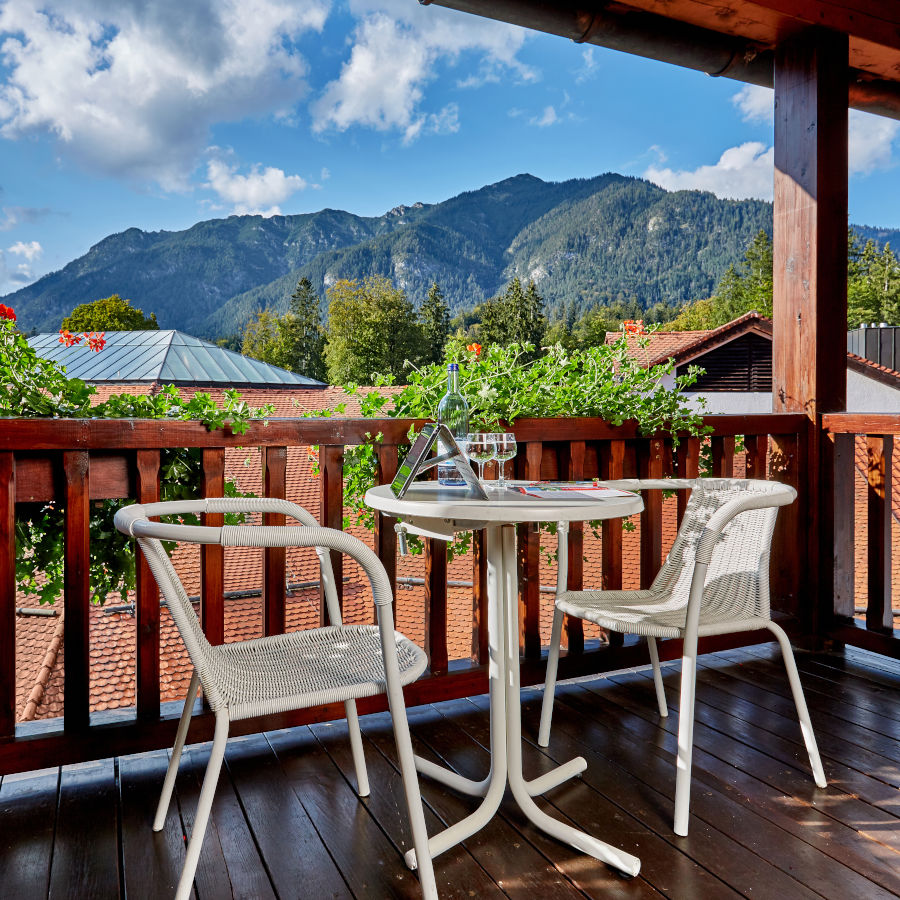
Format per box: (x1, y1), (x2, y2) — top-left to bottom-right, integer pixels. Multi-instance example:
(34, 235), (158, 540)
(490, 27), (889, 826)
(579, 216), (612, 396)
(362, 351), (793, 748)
(650, 478), (790, 622)
(115, 498), (342, 712)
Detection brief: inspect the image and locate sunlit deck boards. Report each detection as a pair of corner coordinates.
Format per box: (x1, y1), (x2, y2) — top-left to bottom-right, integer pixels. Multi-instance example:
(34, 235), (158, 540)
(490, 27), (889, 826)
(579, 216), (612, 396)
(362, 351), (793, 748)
(1, 644), (898, 899)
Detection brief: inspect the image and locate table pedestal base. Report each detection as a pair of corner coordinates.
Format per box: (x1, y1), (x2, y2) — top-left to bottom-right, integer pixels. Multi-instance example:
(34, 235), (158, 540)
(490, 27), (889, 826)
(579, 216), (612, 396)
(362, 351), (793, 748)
(406, 524), (641, 878)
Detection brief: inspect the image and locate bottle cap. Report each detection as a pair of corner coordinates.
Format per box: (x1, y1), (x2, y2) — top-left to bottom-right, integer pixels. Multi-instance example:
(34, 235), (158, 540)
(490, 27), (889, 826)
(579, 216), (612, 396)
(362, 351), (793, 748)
(448, 363), (459, 371)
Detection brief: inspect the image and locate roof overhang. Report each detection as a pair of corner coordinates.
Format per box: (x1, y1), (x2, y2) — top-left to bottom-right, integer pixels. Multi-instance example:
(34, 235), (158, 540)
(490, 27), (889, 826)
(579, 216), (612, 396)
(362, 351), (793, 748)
(422, 1), (900, 119)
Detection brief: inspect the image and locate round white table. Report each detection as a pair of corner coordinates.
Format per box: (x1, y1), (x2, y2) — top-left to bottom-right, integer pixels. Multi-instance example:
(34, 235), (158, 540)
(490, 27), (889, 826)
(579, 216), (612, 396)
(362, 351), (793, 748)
(365, 482), (644, 878)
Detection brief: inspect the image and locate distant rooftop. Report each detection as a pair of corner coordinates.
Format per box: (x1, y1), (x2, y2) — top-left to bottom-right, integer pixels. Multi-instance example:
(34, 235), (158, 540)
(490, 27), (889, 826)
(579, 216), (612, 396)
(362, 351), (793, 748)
(28, 330), (326, 388)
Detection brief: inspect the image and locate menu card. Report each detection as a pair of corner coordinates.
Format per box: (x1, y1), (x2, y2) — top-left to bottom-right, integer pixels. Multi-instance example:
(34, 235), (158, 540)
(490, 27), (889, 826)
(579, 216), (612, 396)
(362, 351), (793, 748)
(513, 481), (634, 501)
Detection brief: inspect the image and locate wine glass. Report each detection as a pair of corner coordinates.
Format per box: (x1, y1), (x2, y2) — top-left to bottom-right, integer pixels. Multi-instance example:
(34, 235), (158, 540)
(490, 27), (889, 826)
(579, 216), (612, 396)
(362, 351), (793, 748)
(492, 433), (517, 489)
(465, 432), (496, 484)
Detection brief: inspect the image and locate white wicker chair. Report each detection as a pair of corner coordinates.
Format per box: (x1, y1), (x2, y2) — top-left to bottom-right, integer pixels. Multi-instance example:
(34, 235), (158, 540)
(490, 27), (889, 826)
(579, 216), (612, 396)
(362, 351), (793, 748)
(115, 498), (438, 900)
(537, 478), (827, 836)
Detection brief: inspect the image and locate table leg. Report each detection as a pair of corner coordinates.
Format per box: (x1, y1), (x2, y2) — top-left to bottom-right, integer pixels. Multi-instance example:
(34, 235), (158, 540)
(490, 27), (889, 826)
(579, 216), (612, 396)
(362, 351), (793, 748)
(404, 524), (508, 867)
(501, 525), (642, 878)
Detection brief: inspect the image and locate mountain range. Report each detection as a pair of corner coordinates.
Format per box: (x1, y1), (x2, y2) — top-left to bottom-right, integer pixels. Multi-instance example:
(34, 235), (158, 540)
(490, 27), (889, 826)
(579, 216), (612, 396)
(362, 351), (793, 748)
(6, 172), (899, 338)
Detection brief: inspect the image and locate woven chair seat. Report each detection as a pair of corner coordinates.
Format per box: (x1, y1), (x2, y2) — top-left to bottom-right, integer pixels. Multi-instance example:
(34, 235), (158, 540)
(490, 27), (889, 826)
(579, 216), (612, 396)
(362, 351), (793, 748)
(214, 625), (428, 720)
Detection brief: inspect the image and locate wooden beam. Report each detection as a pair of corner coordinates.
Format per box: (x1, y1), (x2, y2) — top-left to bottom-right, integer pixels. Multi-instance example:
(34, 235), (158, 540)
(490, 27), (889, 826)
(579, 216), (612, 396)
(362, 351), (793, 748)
(773, 28), (848, 643)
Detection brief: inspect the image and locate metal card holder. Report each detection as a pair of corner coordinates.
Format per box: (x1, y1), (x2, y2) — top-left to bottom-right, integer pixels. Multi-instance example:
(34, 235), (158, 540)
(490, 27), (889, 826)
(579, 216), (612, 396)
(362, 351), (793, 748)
(390, 423), (487, 500)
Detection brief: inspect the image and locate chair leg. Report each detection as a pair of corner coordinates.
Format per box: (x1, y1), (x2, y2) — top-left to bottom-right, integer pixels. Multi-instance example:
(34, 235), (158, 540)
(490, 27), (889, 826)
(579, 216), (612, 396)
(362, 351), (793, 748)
(767, 622), (827, 788)
(647, 637), (669, 718)
(344, 699), (370, 797)
(154, 670), (200, 832)
(673, 643), (698, 837)
(538, 606), (565, 747)
(175, 712), (230, 900)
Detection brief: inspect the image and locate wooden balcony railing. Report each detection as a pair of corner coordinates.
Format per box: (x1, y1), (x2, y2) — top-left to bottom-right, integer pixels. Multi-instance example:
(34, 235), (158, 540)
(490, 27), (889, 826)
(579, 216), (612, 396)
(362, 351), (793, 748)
(0, 413), (811, 775)
(823, 413), (900, 657)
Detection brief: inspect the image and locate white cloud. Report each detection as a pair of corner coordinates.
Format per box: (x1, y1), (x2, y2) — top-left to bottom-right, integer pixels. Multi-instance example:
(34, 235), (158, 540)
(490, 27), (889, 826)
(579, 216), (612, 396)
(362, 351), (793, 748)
(205, 159), (306, 215)
(0, 205), (51, 231)
(530, 105), (558, 128)
(0, 0), (329, 189)
(7, 239), (42, 261)
(312, 4), (532, 141)
(645, 142), (775, 200)
(576, 47), (598, 83)
(731, 84), (899, 176)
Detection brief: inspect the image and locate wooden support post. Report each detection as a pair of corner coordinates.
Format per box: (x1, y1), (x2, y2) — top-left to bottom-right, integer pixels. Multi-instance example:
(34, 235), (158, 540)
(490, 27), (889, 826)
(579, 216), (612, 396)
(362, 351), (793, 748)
(0, 453), (15, 737)
(64, 451), (91, 731)
(200, 448), (225, 646)
(262, 446), (287, 637)
(866, 435), (893, 631)
(774, 28), (848, 641)
(135, 450), (160, 721)
(319, 445), (344, 623)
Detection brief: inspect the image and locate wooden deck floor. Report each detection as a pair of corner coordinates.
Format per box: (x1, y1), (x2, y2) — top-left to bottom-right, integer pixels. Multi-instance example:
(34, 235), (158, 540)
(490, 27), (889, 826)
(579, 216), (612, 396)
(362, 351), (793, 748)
(2, 643), (899, 899)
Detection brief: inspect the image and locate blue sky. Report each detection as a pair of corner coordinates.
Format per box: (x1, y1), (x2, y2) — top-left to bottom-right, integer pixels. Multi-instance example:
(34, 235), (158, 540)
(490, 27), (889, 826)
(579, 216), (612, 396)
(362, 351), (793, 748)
(0, 0), (898, 298)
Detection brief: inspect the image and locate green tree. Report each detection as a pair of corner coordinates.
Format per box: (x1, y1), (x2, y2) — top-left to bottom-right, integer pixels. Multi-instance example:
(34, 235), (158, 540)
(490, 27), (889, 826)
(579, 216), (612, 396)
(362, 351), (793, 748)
(476, 277), (547, 353)
(324, 275), (422, 384)
(61, 294), (159, 331)
(241, 277), (326, 380)
(848, 235), (900, 328)
(419, 281), (450, 364)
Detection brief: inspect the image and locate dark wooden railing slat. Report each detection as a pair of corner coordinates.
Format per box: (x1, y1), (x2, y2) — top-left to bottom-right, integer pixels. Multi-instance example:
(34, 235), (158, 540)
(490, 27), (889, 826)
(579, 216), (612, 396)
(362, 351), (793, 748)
(200, 448), (225, 645)
(769, 433), (802, 616)
(831, 433), (855, 621)
(472, 532), (489, 663)
(63, 451), (91, 730)
(711, 435), (736, 477)
(675, 436), (700, 527)
(866, 435), (893, 631)
(262, 446), (287, 636)
(135, 450), (161, 721)
(319, 445), (344, 621)
(517, 442), (543, 658)
(0, 452), (15, 737)
(562, 440), (585, 655)
(744, 433), (767, 479)
(600, 440), (625, 648)
(639, 438), (664, 589)
(375, 443), (399, 612)
(425, 538), (449, 675)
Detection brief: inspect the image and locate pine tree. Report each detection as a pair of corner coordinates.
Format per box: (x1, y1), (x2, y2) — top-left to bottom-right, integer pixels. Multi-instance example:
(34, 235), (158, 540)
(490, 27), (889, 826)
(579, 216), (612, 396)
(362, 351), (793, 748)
(419, 281), (450, 364)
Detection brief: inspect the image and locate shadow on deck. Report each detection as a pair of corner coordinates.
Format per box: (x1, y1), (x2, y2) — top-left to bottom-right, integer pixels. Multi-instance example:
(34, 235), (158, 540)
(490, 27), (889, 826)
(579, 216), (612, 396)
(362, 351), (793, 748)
(2, 644), (899, 899)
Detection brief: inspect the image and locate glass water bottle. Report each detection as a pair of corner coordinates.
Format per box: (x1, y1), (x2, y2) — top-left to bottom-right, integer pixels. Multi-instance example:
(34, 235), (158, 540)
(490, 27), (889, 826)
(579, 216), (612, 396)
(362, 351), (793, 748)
(436, 363), (469, 486)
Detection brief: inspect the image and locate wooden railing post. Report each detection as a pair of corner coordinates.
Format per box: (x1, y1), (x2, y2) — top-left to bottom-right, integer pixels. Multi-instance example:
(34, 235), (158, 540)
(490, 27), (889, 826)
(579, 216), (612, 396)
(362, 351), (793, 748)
(64, 451), (91, 731)
(711, 435), (736, 477)
(744, 434), (767, 480)
(425, 538), (449, 675)
(561, 441), (585, 655)
(832, 432), (855, 622)
(675, 436), (700, 527)
(135, 450), (161, 721)
(639, 437), (664, 589)
(319, 445), (344, 622)
(769, 433), (802, 617)
(374, 444), (399, 613)
(472, 532), (489, 663)
(866, 435), (893, 632)
(600, 440), (625, 648)
(0, 452), (15, 736)
(517, 442), (543, 658)
(200, 448), (225, 645)
(262, 446), (287, 636)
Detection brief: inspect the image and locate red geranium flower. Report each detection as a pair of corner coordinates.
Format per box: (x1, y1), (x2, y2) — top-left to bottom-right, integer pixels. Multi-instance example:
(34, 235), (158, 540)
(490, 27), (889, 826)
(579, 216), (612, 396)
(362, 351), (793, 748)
(59, 329), (83, 347)
(622, 319), (645, 336)
(86, 331), (106, 352)
(466, 342), (482, 356)
(0, 304), (16, 321)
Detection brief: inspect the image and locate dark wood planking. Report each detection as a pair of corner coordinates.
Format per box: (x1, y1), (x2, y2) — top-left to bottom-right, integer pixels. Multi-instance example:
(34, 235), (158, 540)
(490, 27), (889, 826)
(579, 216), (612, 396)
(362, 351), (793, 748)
(710, 435), (735, 477)
(118, 751), (186, 900)
(313, 716), (507, 899)
(63, 450), (91, 731)
(471, 531), (489, 663)
(262, 445), (287, 636)
(375, 442), (399, 615)
(561, 440), (585, 654)
(319, 444), (344, 620)
(517, 441), (543, 658)
(135, 450), (161, 721)
(425, 537), (449, 675)
(638, 438), (663, 589)
(266, 725), (423, 899)
(0, 452), (15, 737)
(224, 733), (351, 898)
(199, 447), (225, 646)
(831, 432), (856, 620)
(0, 767), (58, 899)
(50, 759), (121, 898)
(866, 435), (893, 631)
